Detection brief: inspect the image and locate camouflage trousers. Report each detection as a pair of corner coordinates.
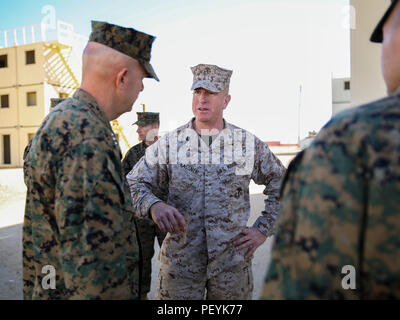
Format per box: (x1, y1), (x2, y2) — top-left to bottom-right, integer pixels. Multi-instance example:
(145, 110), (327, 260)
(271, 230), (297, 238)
(136, 218), (165, 299)
(155, 260), (253, 300)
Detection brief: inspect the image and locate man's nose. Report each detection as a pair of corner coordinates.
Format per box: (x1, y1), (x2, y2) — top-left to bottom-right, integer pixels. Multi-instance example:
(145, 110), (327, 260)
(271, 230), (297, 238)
(199, 91), (208, 102)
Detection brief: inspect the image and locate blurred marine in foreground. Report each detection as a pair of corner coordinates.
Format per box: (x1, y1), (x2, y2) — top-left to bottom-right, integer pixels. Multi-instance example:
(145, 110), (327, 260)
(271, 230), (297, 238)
(23, 21), (159, 299)
(262, 0), (400, 299)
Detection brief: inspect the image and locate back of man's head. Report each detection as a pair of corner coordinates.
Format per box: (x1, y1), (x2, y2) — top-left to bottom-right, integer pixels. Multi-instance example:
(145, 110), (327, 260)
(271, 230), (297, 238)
(79, 21), (159, 120)
(81, 42), (147, 120)
(82, 42), (138, 88)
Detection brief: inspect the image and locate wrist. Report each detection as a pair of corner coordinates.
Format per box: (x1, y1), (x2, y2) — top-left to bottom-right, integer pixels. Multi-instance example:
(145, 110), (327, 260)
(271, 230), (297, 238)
(149, 201), (163, 218)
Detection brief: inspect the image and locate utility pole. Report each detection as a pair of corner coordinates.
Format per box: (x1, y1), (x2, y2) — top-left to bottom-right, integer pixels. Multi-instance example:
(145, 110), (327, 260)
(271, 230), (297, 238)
(298, 84), (302, 146)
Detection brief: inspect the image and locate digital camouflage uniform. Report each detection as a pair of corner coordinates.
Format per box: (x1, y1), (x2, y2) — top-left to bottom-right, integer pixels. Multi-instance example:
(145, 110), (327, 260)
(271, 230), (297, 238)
(23, 98), (66, 176)
(22, 20), (159, 300)
(123, 141), (148, 177)
(122, 139), (166, 299)
(262, 89), (400, 299)
(262, 2), (400, 300)
(50, 98), (66, 109)
(126, 64), (285, 300)
(127, 117), (286, 300)
(23, 89), (140, 299)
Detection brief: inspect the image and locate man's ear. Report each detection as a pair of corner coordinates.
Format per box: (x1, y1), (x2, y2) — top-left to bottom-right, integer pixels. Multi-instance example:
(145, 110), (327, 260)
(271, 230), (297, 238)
(115, 68), (128, 90)
(223, 94), (231, 109)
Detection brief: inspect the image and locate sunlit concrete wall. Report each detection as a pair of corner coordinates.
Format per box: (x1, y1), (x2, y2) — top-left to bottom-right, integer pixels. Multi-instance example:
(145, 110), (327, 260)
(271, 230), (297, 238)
(332, 78), (352, 116)
(0, 43), (46, 167)
(350, 0), (389, 107)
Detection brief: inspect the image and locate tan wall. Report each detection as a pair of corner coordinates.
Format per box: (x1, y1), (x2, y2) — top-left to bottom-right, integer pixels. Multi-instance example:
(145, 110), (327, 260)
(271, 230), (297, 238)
(0, 128), (19, 167)
(18, 126), (39, 166)
(44, 82), (62, 116)
(0, 84), (45, 128)
(0, 47), (17, 88)
(1, 43), (45, 129)
(333, 102), (352, 116)
(0, 88), (18, 127)
(17, 43), (45, 86)
(0, 126), (39, 168)
(269, 145), (300, 168)
(0, 41), (77, 168)
(350, 0), (389, 107)
(18, 84), (45, 127)
(0, 43), (45, 88)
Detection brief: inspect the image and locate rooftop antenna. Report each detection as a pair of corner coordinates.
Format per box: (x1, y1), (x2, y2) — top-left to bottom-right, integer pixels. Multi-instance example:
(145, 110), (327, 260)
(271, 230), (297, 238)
(298, 84), (302, 146)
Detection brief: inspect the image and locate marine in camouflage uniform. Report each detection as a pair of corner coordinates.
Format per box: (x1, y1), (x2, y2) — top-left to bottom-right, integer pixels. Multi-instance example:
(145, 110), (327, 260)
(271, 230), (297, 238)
(123, 142), (146, 178)
(122, 112), (166, 299)
(122, 112), (160, 175)
(262, 0), (400, 299)
(22, 21), (159, 299)
(127, 64), (286, 300)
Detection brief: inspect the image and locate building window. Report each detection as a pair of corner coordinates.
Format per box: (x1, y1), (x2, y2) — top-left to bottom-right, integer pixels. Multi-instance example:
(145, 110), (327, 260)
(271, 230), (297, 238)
(3, 135), (11, 164)
(1, 95), (9, 108)
(26, 50), (35, 65)
(59, 92), (69, 98)
(27, 92), (37, 106)
(0, 55), (7, 68)
(344, 81), (350, 91)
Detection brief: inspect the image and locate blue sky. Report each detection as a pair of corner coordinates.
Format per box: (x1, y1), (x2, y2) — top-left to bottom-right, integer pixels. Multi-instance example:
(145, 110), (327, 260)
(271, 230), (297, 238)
(0, 0), (249, 35)
(1, 0), (350, 144)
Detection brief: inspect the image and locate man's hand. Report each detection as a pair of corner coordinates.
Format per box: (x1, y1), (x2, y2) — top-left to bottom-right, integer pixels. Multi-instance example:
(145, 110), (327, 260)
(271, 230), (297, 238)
(150, 202), (186, 234)
(233, 227), (267, 259)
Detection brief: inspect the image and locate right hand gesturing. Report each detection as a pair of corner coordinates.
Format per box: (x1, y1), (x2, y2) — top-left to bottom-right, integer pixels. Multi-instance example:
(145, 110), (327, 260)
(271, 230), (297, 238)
(150, 202), (187, 234)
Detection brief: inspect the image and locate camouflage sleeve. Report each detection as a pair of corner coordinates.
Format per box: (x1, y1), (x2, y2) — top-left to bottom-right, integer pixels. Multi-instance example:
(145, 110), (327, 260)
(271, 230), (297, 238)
(122, 149), (133, 177)
(54, 139), (134, 299)
(126, 144), (169, 219)
(23, 140), (32, 186)
(262, 131), (365, 299)
(122, 148), (140, 177)
(22, 204), (34, 299)
(251, 138), (286, 237)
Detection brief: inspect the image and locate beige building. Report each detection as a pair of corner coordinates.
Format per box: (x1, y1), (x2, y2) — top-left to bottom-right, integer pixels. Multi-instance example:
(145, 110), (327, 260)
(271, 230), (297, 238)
(0, 22), (86, 168)
(266, 141), (300, 168)
(329, 1), (389, 118)
(332, 78), (352, 116)
(350, 0), (389, 107)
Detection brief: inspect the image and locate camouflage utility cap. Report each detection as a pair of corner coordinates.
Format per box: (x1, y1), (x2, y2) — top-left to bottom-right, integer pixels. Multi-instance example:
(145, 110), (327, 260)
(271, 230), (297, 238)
(89, 20), (159, 81)
(370, 0), (398, 43)
(133, 112), (160, 126)
(50, 98), (66, 109)
(190, 64), (233, 93)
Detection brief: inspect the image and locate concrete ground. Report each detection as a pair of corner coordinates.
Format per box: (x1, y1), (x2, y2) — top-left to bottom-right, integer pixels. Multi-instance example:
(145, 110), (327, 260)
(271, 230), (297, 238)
(0, 169), (25, 300)
(0, 168), (272, 300)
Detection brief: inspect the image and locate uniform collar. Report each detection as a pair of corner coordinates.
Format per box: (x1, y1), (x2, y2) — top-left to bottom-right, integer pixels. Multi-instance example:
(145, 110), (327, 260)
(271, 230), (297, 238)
(188, 117), (229, 132)
(73, 88), (112, 130)
(142, 140), (149, 149)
